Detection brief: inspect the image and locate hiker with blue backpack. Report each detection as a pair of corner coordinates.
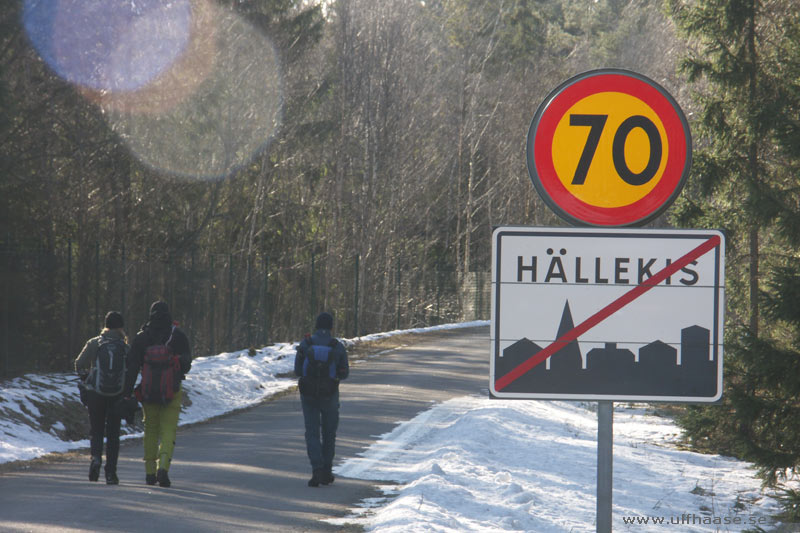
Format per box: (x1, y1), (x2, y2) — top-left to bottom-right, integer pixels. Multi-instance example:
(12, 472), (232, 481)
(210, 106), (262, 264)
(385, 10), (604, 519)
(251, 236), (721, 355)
(74, 311), (130, 485)
(124, 301), (191, 488)
(294, 312), (349, 487)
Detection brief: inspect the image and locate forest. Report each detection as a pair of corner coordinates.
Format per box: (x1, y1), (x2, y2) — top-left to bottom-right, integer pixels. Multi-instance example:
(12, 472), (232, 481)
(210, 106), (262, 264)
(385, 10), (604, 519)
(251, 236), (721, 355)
(3, 0), (800, 503)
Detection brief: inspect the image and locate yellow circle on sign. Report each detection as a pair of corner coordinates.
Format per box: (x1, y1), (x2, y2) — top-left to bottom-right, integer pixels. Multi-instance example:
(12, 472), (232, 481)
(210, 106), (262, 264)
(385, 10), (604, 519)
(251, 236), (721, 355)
(551, 92), (669, 208)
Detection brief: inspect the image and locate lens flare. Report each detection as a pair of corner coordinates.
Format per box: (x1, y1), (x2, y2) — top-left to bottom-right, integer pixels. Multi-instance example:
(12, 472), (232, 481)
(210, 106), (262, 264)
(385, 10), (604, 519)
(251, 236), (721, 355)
(24, 0), (283, 180)
(24, 0), (192, 92)
(80, 0), (218, 115)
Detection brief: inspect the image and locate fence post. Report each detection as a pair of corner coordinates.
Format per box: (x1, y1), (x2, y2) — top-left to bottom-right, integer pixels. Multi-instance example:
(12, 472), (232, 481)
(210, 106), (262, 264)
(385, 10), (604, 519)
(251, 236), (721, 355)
(474, 271), (480, 321)
(228, 253), (234, 346)
(353, 254), (359, 338)
(3, 248), (9, 377)
(396, 261), (401, 330)
(121, 243), (126, 320)
(244, 256), (251, 347)
(436, 268), (442, 324)
(3, 280), (7, 377)
(95, 241), (100, 330)
(263, 255), (269, 346)
(169, 254), (176, 310)
(67, 239), (72, 367)
(189, 249), (195, 350)
(209, 254), (216, 355)
(145, 248), (151, 309)
(310, 251), (316, 320)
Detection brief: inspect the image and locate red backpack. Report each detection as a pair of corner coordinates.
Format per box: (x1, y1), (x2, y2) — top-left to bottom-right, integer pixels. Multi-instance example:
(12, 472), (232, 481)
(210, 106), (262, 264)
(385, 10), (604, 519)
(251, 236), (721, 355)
(139, 326), (181, 404)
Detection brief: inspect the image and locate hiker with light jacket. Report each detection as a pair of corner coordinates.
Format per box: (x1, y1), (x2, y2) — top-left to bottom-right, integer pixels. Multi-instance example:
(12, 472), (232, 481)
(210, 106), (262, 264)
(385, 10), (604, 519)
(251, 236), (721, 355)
(125, 300), (191, 488)
(74, 311), (129, 485)
(294, 312), (349, 487)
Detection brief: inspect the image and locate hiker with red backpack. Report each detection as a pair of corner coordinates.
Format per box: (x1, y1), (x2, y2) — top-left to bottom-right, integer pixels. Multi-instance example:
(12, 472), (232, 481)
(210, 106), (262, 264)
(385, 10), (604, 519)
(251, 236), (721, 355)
(74, 311), (130, 485)
(294, 312), (349, 487)
(124, 301), (191, 487)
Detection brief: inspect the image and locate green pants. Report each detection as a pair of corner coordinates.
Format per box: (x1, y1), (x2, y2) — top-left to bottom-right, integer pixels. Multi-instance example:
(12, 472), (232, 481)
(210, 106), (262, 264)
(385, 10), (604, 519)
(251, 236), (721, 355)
(142, 387), (182, 475)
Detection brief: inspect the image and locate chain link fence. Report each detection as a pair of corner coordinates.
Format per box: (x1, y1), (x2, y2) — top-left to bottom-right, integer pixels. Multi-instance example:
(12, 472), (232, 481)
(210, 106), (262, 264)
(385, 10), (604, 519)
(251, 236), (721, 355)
(0, 240), (490, 378)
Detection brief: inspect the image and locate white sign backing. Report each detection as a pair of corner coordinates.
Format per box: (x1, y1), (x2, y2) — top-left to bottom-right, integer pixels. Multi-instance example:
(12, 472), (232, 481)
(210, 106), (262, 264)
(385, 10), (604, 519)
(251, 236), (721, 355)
(490, 227), (725, 402)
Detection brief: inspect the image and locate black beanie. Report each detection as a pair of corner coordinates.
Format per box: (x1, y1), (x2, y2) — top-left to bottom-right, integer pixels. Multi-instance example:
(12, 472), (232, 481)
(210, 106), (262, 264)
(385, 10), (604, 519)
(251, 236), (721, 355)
(104, 311), (124, 330)
(315, 312), (333, 331)
(150, 301), (169, 316)
(147, 301), (172, 329)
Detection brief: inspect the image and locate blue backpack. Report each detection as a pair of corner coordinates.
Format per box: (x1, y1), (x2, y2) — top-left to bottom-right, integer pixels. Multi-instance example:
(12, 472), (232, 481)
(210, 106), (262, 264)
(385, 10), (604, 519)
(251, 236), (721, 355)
(299, 340), (339, 396)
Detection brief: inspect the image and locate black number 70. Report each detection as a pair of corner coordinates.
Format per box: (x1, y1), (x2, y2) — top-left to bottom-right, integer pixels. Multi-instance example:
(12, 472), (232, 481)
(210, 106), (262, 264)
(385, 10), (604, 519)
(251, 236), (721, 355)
(569, 114), (662, 186)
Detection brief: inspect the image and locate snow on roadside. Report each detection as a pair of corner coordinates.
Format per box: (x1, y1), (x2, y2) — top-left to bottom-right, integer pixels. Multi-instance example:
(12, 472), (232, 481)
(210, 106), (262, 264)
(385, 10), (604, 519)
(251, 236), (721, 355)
(331, 397), (790, 533)
(0, 373), (85, 461)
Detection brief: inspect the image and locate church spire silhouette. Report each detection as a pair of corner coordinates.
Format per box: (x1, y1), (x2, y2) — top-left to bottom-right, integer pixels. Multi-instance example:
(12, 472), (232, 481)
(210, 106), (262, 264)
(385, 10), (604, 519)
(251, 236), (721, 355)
(550, 300), (583, 371)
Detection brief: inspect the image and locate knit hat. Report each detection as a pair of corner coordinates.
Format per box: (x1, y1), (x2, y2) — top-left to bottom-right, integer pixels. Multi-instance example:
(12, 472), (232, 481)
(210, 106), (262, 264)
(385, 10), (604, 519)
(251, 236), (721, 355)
(315, 312), (333, 331)
(104, 311), (124, 330)
(147, 301), (172, 329)
(149, 301), (169, 316)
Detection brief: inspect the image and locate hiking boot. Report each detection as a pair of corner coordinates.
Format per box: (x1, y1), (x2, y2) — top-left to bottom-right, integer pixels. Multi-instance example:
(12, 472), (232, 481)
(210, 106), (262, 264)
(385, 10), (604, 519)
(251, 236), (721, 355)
(321, 468), (335, 485)
(89, 457), (101, 482)
(157, 469), (171, 488)
(308, 469), (324, 487)
(145, 474), (157, 486)
(105, 471), (119, 485)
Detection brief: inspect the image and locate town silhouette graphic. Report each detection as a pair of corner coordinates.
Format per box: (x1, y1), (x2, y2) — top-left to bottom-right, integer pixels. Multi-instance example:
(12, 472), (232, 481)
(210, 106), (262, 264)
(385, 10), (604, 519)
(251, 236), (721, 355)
(496, 301), (718, 397)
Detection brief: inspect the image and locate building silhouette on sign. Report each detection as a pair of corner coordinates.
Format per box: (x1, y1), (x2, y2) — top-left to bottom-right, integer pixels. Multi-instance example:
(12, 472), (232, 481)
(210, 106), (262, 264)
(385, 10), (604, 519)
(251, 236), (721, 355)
(495, 301), (718, 397)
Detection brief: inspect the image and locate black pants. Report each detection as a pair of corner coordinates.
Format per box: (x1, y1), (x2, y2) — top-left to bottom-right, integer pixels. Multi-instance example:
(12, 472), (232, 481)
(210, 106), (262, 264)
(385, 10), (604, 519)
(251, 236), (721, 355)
(86, 392), (122, 473)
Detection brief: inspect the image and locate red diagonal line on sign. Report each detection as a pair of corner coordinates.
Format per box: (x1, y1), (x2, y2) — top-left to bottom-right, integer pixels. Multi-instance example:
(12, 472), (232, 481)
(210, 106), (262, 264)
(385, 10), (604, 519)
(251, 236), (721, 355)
(495, 234), (721, 392)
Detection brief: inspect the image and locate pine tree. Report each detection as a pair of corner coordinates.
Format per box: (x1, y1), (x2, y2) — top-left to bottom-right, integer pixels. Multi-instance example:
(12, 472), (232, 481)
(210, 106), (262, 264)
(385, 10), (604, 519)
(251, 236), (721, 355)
(667, 0), (800, 483)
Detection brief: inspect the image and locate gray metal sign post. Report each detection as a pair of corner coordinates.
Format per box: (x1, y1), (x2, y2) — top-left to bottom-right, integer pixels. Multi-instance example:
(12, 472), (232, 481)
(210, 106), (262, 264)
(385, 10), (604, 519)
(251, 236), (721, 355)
(597, 401), (613, 533)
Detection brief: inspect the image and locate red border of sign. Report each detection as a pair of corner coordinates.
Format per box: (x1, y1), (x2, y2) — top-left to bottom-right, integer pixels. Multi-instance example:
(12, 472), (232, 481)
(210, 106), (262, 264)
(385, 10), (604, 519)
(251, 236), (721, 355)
(489, 227), (725, 402)
(494, 234), (721, 391)
(526, 69), (692, 227)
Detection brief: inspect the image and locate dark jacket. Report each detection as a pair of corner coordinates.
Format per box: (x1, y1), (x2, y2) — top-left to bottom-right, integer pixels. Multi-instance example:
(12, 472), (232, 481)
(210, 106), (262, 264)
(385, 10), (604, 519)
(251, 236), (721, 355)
(294, 329), (349, 381)
(124, 320), (191, 397)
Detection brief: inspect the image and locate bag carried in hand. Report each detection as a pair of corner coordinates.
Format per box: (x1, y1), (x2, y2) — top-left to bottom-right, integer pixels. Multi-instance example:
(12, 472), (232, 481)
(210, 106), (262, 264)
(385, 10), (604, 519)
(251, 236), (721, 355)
(85, 338), (127, 397)
(140, 326), (181, 404)
(299, 340), (339, 397)
(113, 395), (140, 424)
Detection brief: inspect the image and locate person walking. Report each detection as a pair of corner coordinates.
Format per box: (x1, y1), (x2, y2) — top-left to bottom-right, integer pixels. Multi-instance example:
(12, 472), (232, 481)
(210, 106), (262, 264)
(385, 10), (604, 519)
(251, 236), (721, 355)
(125, 301), (191, 488)
(74, 311), (129, 485)
(294, 312), (349, 487)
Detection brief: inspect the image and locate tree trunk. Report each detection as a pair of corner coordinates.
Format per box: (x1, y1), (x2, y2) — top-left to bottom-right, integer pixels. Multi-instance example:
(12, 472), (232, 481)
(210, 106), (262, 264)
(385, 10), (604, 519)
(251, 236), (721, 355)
(746, 0), (759, 337)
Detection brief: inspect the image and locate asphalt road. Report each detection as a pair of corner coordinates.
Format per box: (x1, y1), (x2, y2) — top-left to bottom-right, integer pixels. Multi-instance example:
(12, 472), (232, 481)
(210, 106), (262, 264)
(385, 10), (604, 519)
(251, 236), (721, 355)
(0, 326), (489, 532)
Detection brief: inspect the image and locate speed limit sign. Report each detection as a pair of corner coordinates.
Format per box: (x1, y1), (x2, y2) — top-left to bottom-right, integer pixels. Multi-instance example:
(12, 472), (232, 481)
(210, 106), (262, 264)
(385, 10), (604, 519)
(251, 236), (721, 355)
(527, 69), (692, 227)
